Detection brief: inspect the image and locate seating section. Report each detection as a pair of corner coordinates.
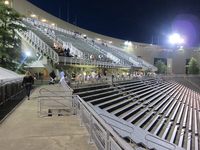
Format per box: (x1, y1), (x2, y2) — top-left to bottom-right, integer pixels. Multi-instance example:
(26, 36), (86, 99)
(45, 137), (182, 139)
(22, 21), (64, 56)
(53, 31), (111, 62)
(168, 76), (200, 93)
(23, 18), (156, 69)
(74, 77), (200, 150)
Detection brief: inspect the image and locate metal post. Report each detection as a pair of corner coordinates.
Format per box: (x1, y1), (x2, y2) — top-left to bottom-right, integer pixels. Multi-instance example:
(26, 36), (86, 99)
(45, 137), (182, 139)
(105, 131), (110, 150)
(80, 105), (84, 127)
(88, 113), (93, 144)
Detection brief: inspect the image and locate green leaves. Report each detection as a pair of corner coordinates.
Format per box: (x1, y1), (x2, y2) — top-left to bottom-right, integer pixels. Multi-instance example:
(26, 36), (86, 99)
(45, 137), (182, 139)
(0, 1), (26, 71)
(188, 57), (199, 74)
(155, 60), (167, 74)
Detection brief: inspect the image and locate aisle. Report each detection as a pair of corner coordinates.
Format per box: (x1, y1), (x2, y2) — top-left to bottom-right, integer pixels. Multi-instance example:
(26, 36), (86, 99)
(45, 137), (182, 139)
(0, 85), (96, 150)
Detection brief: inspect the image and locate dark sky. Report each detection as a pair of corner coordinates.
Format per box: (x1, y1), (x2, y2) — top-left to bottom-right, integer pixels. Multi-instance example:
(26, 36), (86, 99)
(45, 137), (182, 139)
(28, 0), (200, 47)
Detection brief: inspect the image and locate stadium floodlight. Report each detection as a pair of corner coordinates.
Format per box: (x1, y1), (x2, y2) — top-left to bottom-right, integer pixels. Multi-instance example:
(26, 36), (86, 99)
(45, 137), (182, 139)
(128, 41), (132, 46)
(41, 19), (47, 22)
(124, 41), (129, 45)
(4, 0), (9, 5)
(30, 14), (36, 18)
(96, 38), (101, 41)
(124, 41), (132, 46)
(25, 51), (31, 57)
(168, 33), (185, 45)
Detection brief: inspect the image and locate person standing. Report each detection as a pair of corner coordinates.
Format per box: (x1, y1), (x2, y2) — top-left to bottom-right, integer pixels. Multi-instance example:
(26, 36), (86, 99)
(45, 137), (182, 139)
(59, 71), (65, 83)
(22, 71), (34, 100)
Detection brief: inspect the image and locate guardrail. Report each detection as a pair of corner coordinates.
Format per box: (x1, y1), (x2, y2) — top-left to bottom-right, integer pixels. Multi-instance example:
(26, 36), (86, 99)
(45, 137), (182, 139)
(59, 56), (130, 68)
(0, 78), (23, 105)
(16, 28), (59, 63)
(72, 95), (136, 150)
(38, 88), (72, 117)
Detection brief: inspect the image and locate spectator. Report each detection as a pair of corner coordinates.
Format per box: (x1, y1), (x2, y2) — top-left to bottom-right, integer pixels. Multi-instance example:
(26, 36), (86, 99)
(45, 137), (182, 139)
(59, 71), (65, 83)
(22, 71), (34, 100)
(111, 74), (114, 84)
(49, 70), (56, 84)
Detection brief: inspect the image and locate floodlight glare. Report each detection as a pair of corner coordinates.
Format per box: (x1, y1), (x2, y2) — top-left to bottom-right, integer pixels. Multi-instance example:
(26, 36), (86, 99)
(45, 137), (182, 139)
(30, 14), (36, 18)
(25, 51), (31, 57)
(124, 41), (132, 46)
(41, 19), (47, 22)
(169, 33), (184, 45)
(4, 0), (9, 5)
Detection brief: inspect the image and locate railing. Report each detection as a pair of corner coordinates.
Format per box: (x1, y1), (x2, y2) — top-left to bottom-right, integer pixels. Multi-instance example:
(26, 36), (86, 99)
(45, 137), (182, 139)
(38, 81), (73, 117)
(72, 95), (135, 150)
(16, 28), (59, 63)
(145, 134), (176, 150)
(0, 78), (23, 105)
(99, 114), (134, 144)
(59, 56), (130, 68)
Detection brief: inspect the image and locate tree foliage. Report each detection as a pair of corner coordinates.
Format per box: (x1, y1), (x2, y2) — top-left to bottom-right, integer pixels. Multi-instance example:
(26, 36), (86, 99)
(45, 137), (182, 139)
(188, 57), (199, 74)
(0, 1), (26, 71)
(155, 60), (167, 74)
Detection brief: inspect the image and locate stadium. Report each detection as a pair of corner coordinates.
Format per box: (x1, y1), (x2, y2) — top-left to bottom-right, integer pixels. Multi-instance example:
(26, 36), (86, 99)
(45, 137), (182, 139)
(0, 0), (199, 150)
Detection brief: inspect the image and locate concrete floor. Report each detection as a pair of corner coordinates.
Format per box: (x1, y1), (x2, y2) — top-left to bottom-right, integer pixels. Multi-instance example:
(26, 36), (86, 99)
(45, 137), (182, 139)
(0, 86), (97, 150)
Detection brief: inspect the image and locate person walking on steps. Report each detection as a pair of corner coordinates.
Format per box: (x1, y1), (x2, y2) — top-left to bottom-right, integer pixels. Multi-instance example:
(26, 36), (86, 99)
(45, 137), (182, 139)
(22, 71), (34, 100)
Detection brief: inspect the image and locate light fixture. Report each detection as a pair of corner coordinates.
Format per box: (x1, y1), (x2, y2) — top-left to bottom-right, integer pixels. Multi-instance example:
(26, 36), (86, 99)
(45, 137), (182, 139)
(168, 33), (185, 45)
(124, 41), (132, 46)
(96, 38), (101, 41)
(41, 19), (47, 22)
(4, 0), (9, 5)
(30, 14), (36, 18)
(25, 51), (31, 57)
(51, 23), (55, 26)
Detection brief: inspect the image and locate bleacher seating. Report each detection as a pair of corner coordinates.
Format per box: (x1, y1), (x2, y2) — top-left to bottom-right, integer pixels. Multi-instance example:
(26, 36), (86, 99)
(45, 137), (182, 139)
(23, 18), (156, 70)
(73, 77), (200, 150)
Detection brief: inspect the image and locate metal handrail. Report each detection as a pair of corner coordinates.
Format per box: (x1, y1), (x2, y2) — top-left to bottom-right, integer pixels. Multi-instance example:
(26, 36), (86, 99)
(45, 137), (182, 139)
(99, 114), (134, 131)
(16, 27), (59, 63)
(99, 114), (134, 144)
(145, 134), (176, 150)
(73, 95), (135, 150)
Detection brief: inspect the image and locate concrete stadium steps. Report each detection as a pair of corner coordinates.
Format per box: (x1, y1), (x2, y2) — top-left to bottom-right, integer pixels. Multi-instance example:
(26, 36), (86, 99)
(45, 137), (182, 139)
(74, 78), (200, 150)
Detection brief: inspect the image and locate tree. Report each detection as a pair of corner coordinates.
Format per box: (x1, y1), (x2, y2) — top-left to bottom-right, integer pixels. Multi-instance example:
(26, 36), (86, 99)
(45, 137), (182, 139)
(0, 1), (26, 71)
(188, 57), (199, 74)
(155, 60), (167, 74)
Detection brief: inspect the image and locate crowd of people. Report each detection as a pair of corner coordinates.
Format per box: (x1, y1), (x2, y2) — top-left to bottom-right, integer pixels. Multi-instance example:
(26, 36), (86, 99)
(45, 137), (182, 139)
(21, 69), (156, 100)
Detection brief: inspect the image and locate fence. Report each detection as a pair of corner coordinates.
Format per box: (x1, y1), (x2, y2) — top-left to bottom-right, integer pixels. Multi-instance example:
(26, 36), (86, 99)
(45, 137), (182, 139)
(0, 78), (26, 122)
(0, 78), (24, 105)
(38, 80), (73, 117)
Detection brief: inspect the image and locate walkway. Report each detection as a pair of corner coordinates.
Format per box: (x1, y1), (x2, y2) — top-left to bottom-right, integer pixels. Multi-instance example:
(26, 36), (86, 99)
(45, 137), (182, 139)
(0, 85), (97, 150)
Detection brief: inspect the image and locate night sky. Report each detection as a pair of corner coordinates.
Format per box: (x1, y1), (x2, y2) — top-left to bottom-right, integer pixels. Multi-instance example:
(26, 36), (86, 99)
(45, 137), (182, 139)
(28, 0), (200, 47)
